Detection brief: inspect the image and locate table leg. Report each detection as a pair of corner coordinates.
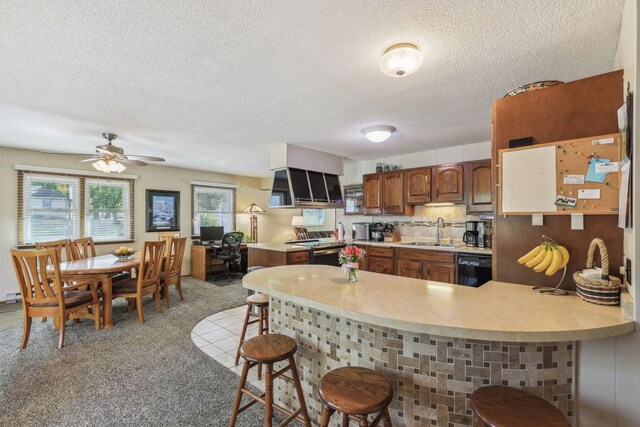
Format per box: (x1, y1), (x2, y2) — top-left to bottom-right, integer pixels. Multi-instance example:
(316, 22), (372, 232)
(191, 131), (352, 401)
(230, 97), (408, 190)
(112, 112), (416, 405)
(102, 275), (113, 329)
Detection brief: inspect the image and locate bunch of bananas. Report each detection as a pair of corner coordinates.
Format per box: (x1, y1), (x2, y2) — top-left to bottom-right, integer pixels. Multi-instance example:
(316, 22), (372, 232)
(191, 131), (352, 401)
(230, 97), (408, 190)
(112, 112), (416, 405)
(517, 242), (570, 276)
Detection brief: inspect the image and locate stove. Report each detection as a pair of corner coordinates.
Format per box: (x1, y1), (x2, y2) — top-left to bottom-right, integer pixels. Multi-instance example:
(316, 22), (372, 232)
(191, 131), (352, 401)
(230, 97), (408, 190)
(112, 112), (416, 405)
(287, 239), (347, 266)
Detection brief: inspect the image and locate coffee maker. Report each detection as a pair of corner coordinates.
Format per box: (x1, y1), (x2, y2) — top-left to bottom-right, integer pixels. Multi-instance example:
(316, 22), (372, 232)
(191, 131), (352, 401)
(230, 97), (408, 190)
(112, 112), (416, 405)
(478, 221), (492, 248)
(463, 221), (479, 247)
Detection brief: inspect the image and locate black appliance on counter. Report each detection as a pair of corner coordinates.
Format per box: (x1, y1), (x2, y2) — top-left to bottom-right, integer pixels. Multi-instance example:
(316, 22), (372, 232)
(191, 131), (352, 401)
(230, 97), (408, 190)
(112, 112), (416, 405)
(369, 222), (394, 241)
(288, 239), (347, 266)
(457, 254), (492, 287)
(462, 221), (479, 247)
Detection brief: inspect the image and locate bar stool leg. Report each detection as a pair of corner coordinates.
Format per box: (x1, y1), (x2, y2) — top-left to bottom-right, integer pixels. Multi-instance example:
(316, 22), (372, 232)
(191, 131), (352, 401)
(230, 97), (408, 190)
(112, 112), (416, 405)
(382, 408), (392, 427)
(256, 308), (265, 380)
(229, 361), (250, 427)
(264, 364), (273, 427)
(288, 356), (312, 426)
(235, 304), (252, 366)
(319, 406), (334, 427)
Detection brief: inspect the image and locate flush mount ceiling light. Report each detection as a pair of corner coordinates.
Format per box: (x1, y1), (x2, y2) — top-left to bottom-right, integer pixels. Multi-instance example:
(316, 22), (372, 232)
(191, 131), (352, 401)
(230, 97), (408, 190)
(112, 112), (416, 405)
(379, 43), (423, 78)
(361, 125), (396, 142)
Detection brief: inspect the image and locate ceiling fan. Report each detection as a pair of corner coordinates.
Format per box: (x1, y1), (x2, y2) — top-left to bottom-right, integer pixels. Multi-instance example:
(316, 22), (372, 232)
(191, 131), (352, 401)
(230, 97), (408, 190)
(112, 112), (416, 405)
(44, 132), (166, 173)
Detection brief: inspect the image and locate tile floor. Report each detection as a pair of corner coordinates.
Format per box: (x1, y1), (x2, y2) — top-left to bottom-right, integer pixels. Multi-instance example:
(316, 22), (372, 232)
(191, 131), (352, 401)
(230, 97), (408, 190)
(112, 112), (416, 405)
(191, 304), (265, 391)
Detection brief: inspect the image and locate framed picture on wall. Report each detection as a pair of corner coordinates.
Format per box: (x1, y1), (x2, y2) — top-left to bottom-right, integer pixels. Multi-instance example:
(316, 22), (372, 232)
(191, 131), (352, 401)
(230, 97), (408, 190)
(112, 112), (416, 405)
(146, 189), (180, 231)
(302, 209), (325, 226)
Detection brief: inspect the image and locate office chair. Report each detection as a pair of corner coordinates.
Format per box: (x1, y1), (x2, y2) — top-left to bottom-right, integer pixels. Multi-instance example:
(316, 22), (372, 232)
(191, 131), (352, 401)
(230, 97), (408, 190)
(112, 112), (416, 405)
(214, 232), (244, 282)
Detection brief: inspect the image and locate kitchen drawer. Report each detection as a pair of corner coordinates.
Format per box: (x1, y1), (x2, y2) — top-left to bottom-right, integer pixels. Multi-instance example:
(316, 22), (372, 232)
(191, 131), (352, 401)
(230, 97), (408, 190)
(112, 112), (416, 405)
(367, 246), (394, 258)
(397, 259), (423, 279)
(396, 248), (455, 263)
(367, 256), (394, 275)
(286, 250), (310, 264)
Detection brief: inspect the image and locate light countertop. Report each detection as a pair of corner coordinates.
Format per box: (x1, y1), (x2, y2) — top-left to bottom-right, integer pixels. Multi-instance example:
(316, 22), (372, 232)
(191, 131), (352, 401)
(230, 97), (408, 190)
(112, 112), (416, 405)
(246, 242), (309, 252)
(243, 265), (634, 342)
(350, 239), (493, 255)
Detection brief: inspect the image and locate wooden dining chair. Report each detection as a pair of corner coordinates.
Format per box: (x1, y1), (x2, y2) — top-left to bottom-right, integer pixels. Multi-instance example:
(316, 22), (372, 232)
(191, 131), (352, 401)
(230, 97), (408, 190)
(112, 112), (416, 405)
(35, 239), (73, 262)
(111, 240), (166, 323)
(70, 237), (96, 260)
(10, 248), (101, 349)
(158, 232), (181, 241)
(160, 237), (187, 308)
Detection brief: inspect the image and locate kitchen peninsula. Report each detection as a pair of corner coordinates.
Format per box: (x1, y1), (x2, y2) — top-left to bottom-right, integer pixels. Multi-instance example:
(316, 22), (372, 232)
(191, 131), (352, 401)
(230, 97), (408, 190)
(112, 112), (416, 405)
(243, 265), (633, 426)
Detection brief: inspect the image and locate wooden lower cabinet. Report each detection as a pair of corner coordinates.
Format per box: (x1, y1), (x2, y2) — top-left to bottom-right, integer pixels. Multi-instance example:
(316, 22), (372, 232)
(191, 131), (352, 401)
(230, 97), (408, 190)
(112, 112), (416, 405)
(397, 259), (423, 279)
(367, 256), (395, 275)
(425, 262), (456, 283)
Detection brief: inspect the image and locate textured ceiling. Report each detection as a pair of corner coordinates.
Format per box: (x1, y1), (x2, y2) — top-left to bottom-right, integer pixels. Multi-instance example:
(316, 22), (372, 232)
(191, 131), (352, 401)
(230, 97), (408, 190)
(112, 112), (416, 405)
(0, 0), (625, 177)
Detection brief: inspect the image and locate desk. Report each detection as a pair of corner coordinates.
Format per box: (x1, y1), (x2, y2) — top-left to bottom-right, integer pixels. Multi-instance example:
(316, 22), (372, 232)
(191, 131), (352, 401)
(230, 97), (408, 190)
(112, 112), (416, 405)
(191, 244), (247, 281)
(58, 254), (140, 329)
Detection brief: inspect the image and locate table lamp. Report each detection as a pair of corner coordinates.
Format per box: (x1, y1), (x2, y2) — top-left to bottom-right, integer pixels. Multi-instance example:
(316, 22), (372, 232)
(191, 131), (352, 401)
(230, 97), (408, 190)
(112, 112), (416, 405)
(291, 216), (304, 227)
(241, 203), (265, 243)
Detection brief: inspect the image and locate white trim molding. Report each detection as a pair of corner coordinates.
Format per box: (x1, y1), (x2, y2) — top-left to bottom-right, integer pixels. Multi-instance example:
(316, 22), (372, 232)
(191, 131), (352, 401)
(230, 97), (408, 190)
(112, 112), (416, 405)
(14, 164), (139, 180)
(189, 180), (239, 189)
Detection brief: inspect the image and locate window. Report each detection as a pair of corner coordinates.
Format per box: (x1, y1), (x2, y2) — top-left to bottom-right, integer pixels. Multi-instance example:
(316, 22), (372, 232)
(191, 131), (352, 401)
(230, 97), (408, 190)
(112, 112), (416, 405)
(192, 185), (235, 236)
(18, 171), (134, 245)
(85, 179), (131, 241)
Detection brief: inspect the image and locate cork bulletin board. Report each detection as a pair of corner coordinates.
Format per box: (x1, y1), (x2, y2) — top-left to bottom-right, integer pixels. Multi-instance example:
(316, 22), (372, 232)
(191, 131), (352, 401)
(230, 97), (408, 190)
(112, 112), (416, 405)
(499, 133), (620, 215)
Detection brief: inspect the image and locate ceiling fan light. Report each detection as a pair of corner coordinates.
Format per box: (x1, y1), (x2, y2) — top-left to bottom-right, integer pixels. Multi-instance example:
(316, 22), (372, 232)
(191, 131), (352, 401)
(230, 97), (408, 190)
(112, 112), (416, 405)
(361, 125), (396, 142)
(379, 43), (423, 78)
(92, 159), (110, 173)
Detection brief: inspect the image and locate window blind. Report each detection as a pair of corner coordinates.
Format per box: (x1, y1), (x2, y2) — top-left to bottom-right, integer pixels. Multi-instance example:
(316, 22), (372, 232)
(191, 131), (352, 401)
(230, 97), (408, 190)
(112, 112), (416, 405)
(18, 170), (135, 245)
(191, 185), (236, 236)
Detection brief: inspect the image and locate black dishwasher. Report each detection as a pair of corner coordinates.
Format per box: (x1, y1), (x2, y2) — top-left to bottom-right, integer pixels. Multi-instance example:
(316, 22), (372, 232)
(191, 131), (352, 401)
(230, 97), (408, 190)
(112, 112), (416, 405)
(457, 254), (492, 287)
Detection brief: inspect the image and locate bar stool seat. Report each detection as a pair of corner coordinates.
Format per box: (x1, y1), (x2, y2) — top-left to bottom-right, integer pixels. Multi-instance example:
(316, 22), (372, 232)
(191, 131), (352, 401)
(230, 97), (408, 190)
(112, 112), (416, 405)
(319, 367), (393, 427)
(246, 293), (269, 306)
(241, 334), (297, 363)
(470, 386), (570, 427)
(230, 334), (311, 427)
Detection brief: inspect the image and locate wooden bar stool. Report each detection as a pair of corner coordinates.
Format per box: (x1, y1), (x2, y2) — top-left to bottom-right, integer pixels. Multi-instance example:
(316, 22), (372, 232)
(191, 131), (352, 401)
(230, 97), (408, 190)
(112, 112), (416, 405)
(470, 386), (570, 427)
(235, 293), (269, 378)
(318, 367), (393, 427)
(229, 334), (311, 427)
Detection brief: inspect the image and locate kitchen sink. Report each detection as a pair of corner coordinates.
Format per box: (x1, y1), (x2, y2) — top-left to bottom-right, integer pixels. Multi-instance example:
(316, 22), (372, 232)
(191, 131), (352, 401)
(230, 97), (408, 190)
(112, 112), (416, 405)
(401, 242), (461, 248)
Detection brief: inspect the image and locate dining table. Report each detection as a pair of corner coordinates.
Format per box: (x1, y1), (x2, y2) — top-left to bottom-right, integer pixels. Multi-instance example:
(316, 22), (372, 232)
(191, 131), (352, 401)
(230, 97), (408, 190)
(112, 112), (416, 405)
(57, 253), (142, 329)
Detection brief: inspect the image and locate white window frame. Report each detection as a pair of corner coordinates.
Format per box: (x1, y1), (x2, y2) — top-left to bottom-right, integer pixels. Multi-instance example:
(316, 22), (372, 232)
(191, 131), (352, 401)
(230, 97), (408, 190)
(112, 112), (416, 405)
(192, 185), (236, 236)
(85, 179), (131, 242)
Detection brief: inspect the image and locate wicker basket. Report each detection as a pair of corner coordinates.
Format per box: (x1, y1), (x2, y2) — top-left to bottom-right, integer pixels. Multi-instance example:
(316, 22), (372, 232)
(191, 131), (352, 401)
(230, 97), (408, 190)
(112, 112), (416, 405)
(573, 238), (622, 305)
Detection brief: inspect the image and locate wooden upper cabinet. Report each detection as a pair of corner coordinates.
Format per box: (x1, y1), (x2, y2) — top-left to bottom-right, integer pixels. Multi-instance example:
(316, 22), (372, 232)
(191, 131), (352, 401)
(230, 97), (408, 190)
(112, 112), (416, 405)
(434, 164), (464, 202)
(382, 171), (405, 214)
(466, 160), (494, 213)
(363, 174), (383, 215)
(405, 167), (432, 204)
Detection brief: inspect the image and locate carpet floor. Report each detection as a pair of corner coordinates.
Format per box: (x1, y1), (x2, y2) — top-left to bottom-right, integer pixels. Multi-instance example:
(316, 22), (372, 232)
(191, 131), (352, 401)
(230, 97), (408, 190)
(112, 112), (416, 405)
(0, 277), (286, 427)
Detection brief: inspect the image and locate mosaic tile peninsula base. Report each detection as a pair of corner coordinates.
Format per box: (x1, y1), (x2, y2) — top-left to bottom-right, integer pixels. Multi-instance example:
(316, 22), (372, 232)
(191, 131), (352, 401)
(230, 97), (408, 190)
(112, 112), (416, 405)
(269, 298), (574, 427)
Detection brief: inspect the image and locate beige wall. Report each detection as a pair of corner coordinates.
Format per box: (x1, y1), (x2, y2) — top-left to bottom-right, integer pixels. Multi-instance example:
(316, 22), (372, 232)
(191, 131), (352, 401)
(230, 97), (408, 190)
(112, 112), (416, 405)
(0, 147), (314, 301)
(577, 1), (640, 426)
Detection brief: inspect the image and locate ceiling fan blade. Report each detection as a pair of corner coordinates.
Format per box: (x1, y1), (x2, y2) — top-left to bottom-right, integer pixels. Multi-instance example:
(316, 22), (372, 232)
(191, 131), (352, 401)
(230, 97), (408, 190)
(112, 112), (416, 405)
(119, 158), (148, 166)
(40, 151), (95, 156)
(96, 147), (113, 156)
(80, 157), (102, 162)
(126, 155), (165, 162)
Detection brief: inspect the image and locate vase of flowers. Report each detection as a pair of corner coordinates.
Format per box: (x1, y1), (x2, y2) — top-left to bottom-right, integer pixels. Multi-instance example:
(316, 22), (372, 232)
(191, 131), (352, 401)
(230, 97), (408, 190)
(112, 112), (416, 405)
(339, 245), (366, 283)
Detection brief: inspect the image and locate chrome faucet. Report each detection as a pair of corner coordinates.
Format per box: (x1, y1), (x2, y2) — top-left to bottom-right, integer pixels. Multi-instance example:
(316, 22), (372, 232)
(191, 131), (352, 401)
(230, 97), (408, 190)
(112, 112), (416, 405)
(435, 217), (445, 244)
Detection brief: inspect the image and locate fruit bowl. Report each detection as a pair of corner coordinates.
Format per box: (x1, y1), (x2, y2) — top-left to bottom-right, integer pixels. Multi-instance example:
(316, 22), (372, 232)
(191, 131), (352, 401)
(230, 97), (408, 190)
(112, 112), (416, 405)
(110, 246), (136, 262)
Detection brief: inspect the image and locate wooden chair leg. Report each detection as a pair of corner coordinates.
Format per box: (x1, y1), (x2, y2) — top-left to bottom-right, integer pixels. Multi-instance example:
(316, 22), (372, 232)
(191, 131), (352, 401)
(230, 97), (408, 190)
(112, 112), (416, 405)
(358, 415), (369, 427)
(154, 289), (164, 314)
(127, 298), (135, 312)
(319, 407), (334, 427)
(264, 364), (273, 427)
(235, 305), (252, 365)
(229, 361), (250, 427)
(20, 314), (32, 350)
(163, 284), (172, 308)
(40, 317), (47, 323)
(58, 313), (66, 349)
(176, 279), (184, 300)
(341, 412), (350, 427)
(136, 297), (145, 323)
(288, 356), (311, 426)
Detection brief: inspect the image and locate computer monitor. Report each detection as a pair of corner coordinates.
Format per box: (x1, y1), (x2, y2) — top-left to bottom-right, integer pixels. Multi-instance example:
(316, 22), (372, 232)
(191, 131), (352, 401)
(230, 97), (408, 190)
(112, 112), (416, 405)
(200, 226), (224, 243)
